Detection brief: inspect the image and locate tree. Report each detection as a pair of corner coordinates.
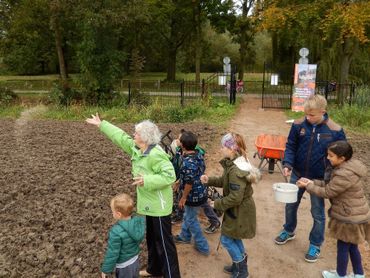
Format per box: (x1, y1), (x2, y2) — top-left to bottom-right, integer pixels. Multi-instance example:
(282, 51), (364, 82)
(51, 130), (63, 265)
(0, 0), (56, 74)
(74, 0), (127, 104)
(235, 0), (256, 80)
(259, 0), (370, 88)
(147, 0), (194, 81)
(50, 0), (68, 89)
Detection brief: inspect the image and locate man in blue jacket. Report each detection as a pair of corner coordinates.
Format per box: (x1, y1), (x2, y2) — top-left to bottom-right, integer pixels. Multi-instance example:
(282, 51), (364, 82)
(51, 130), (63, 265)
(274, 94), (346, 263)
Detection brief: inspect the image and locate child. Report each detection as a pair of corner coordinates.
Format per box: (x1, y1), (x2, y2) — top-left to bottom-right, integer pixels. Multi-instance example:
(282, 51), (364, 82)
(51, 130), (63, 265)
(173, 131), (210, 255)
(274, 94), (346, 263)
(101, 193), (145, 278)
(297, 141), (370, 278)
(201, 133), (260, 278)
(171, 129), (221, 233)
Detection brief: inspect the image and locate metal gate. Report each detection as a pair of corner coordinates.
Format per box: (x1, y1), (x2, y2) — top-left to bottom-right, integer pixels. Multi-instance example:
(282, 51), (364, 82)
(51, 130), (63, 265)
(261, 63), (293, 109)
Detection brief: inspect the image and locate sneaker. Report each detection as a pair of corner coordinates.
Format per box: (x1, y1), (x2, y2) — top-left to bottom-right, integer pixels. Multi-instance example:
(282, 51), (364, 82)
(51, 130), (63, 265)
(171, 214), (183, 224)
(322, 270), (350, 278)
(305, 244), (320, 263)
(173, 235), (191, 244)
(274, 230), (295, 245)
(204, 223), (220, 234)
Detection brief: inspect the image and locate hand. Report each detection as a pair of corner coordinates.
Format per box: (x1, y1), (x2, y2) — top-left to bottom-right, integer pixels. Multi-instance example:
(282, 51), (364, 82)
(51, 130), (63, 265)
(178, 197), (186, 209)
(86, 113), (102, 127)
(297, 177), (312, 188)
(200, 175), (208, 184)
(132, 176), (144, 187)
(101, 273), (107, 278)
(283, 167), (292, 177)
(172, 180), (180, 192)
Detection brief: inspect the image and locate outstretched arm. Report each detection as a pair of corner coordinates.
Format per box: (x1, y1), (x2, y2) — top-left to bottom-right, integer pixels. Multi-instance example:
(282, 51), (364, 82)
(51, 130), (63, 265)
(87, 113), (136, 156)
(86, 113), (102, 127)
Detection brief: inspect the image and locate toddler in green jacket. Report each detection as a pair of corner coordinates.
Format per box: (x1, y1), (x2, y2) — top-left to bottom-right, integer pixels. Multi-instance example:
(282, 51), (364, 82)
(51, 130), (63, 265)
(101, 193), (145, 278)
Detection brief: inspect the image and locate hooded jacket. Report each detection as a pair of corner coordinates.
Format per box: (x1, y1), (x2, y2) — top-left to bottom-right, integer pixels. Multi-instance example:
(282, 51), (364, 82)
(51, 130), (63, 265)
(208, 156), (260, 239)
(307, 159), (370, 224)
(101, 216), (145, 273)
(179, 150), (207, 206)
(172, 145), (205, 180)
(100, 121), (176, 216)
(283, 113), (346, 179)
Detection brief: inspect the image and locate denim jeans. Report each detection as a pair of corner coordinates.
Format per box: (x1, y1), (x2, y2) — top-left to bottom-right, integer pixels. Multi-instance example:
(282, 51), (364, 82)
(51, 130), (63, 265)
(220, 234), (245, 262)
(200, 201), (220, 226)
(180, 206), (209, 253)
(283, 172), (326, 247)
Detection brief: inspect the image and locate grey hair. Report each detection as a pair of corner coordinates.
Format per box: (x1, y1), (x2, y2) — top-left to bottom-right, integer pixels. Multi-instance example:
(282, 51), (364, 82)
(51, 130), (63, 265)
(135, 120), (162, 145)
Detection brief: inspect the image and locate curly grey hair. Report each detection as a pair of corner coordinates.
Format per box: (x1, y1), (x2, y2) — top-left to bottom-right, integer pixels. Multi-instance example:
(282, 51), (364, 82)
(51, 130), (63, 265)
(135, 120), (162, 145)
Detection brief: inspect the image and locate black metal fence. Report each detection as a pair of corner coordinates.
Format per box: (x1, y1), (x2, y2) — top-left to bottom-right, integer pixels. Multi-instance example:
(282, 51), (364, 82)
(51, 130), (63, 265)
(121, 79), (230, 106)
(2, 77), (363, 108)
(315, 81), (357, 105)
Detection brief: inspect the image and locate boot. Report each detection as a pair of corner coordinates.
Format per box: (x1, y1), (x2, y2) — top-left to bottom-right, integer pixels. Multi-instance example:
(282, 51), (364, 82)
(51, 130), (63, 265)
(232, 259), (249, 278)
(223, 262), (236, 274)
(224, 253), (248, 274)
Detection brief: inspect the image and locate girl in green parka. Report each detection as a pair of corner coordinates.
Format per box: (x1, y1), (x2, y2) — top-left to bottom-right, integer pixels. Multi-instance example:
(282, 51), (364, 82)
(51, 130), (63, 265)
(201, 133), (260, 278)
(86, 114), (181, 278)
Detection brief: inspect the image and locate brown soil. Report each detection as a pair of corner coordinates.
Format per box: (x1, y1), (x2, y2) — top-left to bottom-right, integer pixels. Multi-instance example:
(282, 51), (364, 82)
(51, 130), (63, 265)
(0, 95), (369, 277)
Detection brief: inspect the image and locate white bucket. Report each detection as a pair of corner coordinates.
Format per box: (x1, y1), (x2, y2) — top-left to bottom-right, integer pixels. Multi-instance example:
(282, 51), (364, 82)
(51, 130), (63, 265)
(273, 183), (298, 203)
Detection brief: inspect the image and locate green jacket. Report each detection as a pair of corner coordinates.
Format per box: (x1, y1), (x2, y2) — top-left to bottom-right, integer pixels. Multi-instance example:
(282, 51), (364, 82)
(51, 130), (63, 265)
(208, 156), (257, 239)
(100, 121), (176, 216)
(101, 216), (145, 274)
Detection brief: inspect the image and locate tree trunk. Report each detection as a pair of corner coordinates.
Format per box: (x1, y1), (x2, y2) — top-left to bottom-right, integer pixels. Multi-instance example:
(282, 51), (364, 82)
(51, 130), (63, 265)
(167, 47), (177, 81)
(193, 0), (201, 83)
(50, 1), (68, 89)
(271, 32), (278, 68)
(338, 38), (358, 104)
(238, 0), (250, 80)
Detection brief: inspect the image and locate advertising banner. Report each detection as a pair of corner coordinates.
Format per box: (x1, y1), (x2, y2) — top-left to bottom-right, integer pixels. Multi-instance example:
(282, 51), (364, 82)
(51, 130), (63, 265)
(292, 64), (317, 112)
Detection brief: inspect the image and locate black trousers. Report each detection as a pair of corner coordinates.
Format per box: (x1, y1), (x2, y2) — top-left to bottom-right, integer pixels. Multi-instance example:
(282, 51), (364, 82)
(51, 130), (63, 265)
(145, 215), (181, 278)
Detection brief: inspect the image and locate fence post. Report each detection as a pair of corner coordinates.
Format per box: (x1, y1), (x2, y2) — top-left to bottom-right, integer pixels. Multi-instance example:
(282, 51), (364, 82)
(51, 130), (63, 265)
(201, 79), (205, 98)
(324, 81), (329, 100)
(262, 62), (266, 108)
(349, 82), (356, 106)
(180, 81), (184, 107)
(127, 81), (131, 105)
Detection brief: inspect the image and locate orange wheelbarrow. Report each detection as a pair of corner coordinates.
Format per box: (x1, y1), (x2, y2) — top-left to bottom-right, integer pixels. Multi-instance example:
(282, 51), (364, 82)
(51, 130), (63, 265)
(253, 134), (287, 181)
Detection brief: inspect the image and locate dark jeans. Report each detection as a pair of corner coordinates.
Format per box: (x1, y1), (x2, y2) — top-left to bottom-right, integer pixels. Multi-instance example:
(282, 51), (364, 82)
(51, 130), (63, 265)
(200, 201), (220, 226)
(337, 240), (364, 276)
(145, 215), (181, 278)
(283, 173), (326, 247)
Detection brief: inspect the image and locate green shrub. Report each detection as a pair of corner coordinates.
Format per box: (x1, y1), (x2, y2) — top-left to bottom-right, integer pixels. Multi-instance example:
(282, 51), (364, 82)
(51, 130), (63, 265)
(331, 104), (370, 133)
(0, 86), (18, 105)
(352, 85), (370, 107)
(129, 89), (152, 107)
(48, 83), (82, 106)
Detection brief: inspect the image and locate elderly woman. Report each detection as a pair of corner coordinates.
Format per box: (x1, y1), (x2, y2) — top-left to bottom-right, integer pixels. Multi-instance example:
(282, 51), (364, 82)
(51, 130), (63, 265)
(86, 114), (181, 278)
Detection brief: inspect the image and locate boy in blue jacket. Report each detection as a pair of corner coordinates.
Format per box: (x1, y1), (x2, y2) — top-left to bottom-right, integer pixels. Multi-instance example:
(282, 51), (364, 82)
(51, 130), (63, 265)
(173, 131), (210, 255)
(101, 193), (145, 278)
(274, 94), (346, 263)
(171, 129), (221, 234)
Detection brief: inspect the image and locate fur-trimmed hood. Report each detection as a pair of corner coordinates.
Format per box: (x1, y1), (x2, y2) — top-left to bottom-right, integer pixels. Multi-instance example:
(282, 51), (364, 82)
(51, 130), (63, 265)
(233, 156), (261, 184)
